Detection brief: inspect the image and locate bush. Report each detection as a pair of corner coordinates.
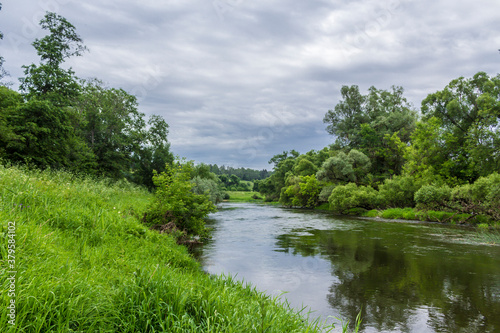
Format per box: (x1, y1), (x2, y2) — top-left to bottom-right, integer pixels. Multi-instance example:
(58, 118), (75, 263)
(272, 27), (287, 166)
(363, 209), (380, 217)
(426, 210), (454, 222)
(378, 175), (420, 208)
(328, 183), (378, 214)
(450, 173), (500, 221)
(414, 184), (452, 209)
(143, 162), (217, 237)
(280, 175), (321, 208)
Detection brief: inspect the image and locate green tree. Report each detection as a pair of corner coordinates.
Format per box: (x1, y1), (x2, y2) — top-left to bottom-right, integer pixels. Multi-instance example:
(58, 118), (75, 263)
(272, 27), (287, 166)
(316, 149), (371, 185)
(131, 114), (174, 189)
(293, 155), (318, 176)
(420, 72), (500, 181)
(287, 175), (321, 208)
(323, 85), (416, 179)
(403, 117), (457, 184)
(19, 12), (87, 106)
(328, 182), (378, 214)
(0, 87), (23, 158)
(73, 80), (146, 179)
(260, 151), (299, 200)
(4, 99), (88, 169)
(143, 161), (217, 236)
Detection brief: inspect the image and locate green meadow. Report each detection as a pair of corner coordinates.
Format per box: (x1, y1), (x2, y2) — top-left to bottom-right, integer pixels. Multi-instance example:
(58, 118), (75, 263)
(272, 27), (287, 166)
(0, 165), (340, 332)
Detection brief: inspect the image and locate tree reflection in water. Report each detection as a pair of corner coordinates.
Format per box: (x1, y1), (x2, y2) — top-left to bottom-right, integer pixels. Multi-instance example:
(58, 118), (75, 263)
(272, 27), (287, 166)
(275, 220), (500, 333)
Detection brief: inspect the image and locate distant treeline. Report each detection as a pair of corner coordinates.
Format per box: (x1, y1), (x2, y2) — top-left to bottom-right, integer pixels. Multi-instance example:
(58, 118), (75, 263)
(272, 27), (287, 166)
(207, 164), (272, 181)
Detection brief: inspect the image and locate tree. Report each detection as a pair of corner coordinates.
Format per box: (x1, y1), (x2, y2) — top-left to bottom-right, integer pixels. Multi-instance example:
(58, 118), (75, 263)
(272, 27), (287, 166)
(73, 80), (146, 179)
(143, 161), (217, 237)
(4, 99), (86, 169)
(0, 87), (23, 158)
(418, 72), (500, 181)
(316, 149), (371, 185)
(131, 114), (174, 189)
(323, 85), (417, 179)
(19, 12), (87, 105)
(280, 175), (321, 208)
(403, 117), (459, 184)
(293, 155), (318, 176)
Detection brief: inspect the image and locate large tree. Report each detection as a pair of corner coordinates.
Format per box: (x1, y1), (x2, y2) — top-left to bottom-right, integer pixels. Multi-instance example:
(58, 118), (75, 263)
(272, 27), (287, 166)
(73, 80), (146, 179)
(130, 114), (174, 189)
(323, 85), (417, 179)
(419, 72), (500, 181)
(19, 12), (87, 106)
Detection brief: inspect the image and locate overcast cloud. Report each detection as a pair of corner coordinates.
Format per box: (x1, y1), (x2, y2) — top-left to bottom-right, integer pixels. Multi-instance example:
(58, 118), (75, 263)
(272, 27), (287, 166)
(1, 0), (499, 169)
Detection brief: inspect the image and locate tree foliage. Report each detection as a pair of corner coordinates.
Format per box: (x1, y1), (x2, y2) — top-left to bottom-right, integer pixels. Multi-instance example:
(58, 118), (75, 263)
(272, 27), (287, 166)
(316, 149), (371, 185)
(323, 85), (417, 179)
(419, 72), (500, 181)
(280, 175), (321, 208)
(328, 183), (379, 214)
(20, 12), (87, 106)
(143, 161), (217, 236)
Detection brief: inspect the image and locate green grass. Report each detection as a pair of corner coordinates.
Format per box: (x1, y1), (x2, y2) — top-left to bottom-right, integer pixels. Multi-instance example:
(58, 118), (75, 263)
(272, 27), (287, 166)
(0, 165), (347, 332)
(360, 207), (497, 227)
(225, 191), (263, 202)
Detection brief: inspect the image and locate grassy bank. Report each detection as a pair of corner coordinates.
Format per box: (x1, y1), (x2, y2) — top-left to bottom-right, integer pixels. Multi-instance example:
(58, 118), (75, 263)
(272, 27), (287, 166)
(361, 207), (500, 226)
(225, 191), (264, 202)
(0, 166), (338, 332)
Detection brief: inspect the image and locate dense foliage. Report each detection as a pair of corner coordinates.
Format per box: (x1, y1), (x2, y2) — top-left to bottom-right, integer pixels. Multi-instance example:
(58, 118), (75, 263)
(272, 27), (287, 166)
(258, 75), (499, 224)
(142, 161), (217, 237)
(0, 12), (173, 188)
(0, 165), (329, 332)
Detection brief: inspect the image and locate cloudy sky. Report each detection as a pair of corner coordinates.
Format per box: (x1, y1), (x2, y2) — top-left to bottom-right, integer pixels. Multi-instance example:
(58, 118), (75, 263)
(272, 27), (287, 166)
(2, 0), (499, 169)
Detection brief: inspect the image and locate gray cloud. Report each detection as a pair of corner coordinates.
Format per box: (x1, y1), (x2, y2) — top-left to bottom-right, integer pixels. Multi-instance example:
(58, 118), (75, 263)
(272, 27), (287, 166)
(1, 0), (499, 169)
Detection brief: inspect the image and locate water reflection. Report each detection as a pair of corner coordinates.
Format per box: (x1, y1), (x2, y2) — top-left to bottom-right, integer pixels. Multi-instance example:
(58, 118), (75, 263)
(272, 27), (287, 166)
(197, 203), (500, 332)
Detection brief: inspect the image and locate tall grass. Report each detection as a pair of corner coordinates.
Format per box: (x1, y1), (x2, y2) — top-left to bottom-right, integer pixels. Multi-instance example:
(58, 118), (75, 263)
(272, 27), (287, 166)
(0, 165), (347, 332)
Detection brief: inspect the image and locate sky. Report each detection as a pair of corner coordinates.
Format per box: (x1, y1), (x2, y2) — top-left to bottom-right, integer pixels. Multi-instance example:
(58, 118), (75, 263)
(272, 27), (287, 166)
(1, 0), (499, 170)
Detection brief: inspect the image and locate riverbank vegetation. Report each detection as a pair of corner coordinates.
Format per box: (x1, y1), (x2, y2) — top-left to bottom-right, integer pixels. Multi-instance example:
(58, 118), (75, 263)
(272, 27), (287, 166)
(0, 164), (345, 332)
(0, 11), (363, 332)
(256, 74), (500, 227)
(0, 7), (497, 331)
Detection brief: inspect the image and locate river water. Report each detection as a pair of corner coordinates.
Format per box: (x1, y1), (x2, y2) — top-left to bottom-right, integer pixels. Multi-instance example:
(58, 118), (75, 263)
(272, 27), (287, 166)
(194, 202), (500, 332)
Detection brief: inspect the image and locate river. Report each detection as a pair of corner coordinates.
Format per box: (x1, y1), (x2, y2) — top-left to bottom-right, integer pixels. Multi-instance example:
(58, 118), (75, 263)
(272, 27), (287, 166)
(194, 202), (500, 332)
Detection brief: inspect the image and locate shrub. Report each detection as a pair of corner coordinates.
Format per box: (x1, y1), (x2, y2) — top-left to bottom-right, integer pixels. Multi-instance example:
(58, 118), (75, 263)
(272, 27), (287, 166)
(143, 161), (217, 237)
(191, 176), (225, 204)
(450, 173), (500, 221)
(363, 209), (380, 217)
(378, 175), (420, 208)
(380, 208), (417, 219)
(329, 183), (378, 214)
(414, 184), (452, 209)
(280, 175), (321, 208)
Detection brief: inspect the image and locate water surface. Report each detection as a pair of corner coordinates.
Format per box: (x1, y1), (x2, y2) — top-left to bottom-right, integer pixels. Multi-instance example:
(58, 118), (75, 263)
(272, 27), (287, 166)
(195, 203), (500, 332)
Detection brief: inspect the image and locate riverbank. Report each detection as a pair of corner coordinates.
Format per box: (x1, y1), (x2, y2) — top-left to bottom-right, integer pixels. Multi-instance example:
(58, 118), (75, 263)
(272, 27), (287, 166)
(0, 166), (336, 332)
(232, 192), (500, 244)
